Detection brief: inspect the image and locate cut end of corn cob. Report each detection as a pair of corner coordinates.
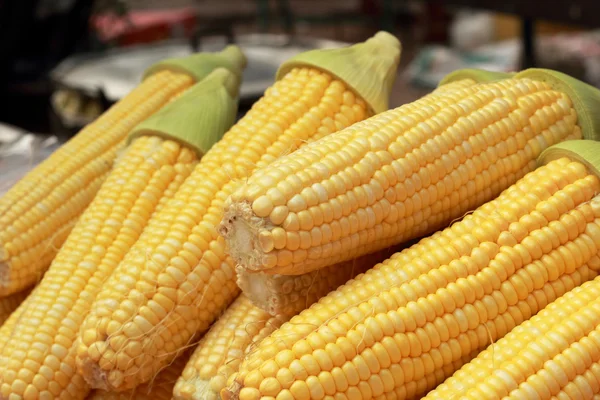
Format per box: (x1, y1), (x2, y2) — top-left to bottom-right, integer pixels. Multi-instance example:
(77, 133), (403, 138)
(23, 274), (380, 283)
(236, 248), (398, 315)
(276, 31), (401, 114)
(538, 139), (600, 179)
(80, 360), (112, 392)
(143, 45), (247, 83)
(438, 68), (515, 86)
(515, 68), (600, 141)
(219, 201), (267, 272)
(128, 68), (240, 156)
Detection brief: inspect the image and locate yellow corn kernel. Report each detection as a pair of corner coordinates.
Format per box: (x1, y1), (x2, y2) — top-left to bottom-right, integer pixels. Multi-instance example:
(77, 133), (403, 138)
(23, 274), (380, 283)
(425, 275), (600, 400)
(238, 248), (398, 316)
(87, 352), (189, 400)
(221, 77), (584, 276)
(0, 287), (30, 326)
(0, 70), (193, 296)
(76, 33), (402, 392)
(224, 152), (600, 400)
(0, 136), (199, 400)
(173, 295), (287, 400)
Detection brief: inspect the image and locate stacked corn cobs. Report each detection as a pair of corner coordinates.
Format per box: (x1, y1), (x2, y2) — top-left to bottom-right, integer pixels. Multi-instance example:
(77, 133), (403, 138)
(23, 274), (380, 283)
(3, 30), (600, 400)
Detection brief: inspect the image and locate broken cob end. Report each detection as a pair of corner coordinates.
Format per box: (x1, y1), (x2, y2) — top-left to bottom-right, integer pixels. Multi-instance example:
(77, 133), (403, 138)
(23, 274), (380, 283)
(219, 201), (269, 272)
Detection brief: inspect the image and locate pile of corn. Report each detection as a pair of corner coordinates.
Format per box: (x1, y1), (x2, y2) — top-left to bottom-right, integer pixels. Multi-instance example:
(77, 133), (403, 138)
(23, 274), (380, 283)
(2, 30), (600, 400)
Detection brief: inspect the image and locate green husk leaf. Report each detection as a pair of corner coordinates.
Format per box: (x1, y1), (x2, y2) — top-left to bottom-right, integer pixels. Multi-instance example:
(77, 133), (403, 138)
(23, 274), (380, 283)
(276, 31), (401, 114)
(538, 140), (600, 178)
(143, 45), (247, 83)
(128, 68), (239, 156)
(438, 68), (516, 86)
(515, 68), (600, 141)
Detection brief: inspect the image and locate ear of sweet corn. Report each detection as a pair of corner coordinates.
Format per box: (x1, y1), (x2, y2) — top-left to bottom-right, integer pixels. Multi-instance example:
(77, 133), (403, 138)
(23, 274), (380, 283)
(424, 274), (600, 400)
(75, 32), (401, 392)
(237, 247), (398, 316)
(224, 140), (600, 400)
(175, 253), (406, 398)
(87, 353), (189, 400)
(220, 68), (600, 277)
(0, 46), (245, 297)
(174, 295), (288, 400)
(0, 70), (241, 400)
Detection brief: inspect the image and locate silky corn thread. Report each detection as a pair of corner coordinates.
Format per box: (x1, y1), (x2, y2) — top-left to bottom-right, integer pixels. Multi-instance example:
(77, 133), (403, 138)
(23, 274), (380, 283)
(0, 71), (193, 296)
(221, 78), (582, 276)
(225, 156), (600, 400)
(0, 136), (199, 400)
(76, 67), (374, 392)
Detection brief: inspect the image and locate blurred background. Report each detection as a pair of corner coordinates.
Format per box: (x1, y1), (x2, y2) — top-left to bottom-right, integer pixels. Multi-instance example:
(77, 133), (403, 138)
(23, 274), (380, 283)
(1, 0), (600, 179)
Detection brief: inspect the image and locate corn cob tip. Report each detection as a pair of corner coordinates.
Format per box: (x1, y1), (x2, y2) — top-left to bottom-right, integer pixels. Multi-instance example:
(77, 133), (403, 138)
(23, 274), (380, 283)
(538, 139), (600, 179)
(275, 31), (401, 114)
(235, 267), (273, 314)
(515, 68), (600, 141)
(128, 68), (239, 156)
(438, 68), (516, 86)
(142, 44), (247, 83)
(79, 356), (112, 392)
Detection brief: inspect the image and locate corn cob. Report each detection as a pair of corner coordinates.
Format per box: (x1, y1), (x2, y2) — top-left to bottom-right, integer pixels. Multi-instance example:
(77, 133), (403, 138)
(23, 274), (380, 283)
(175, 249), (401, 400)
(424, 274), (600, 400)
(0, 287), (30, 326)
(238, 247), (399, 316)
(87, 353), (189, 400)
(0, 67), (242, 400)
(0, 46), (244, 297)
(174, 295), (287, 400)
(75, 32), (401, 392)
(220, 69), (600, 277)
(224, 140), (600, 400)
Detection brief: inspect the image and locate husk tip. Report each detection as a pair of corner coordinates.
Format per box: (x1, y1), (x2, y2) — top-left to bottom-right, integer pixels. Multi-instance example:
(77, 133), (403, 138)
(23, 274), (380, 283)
(439, 68), (515, 86)
(515, 68), (600, 141)
(538, 140), (600, 179)
(220, 45), (247, 71)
